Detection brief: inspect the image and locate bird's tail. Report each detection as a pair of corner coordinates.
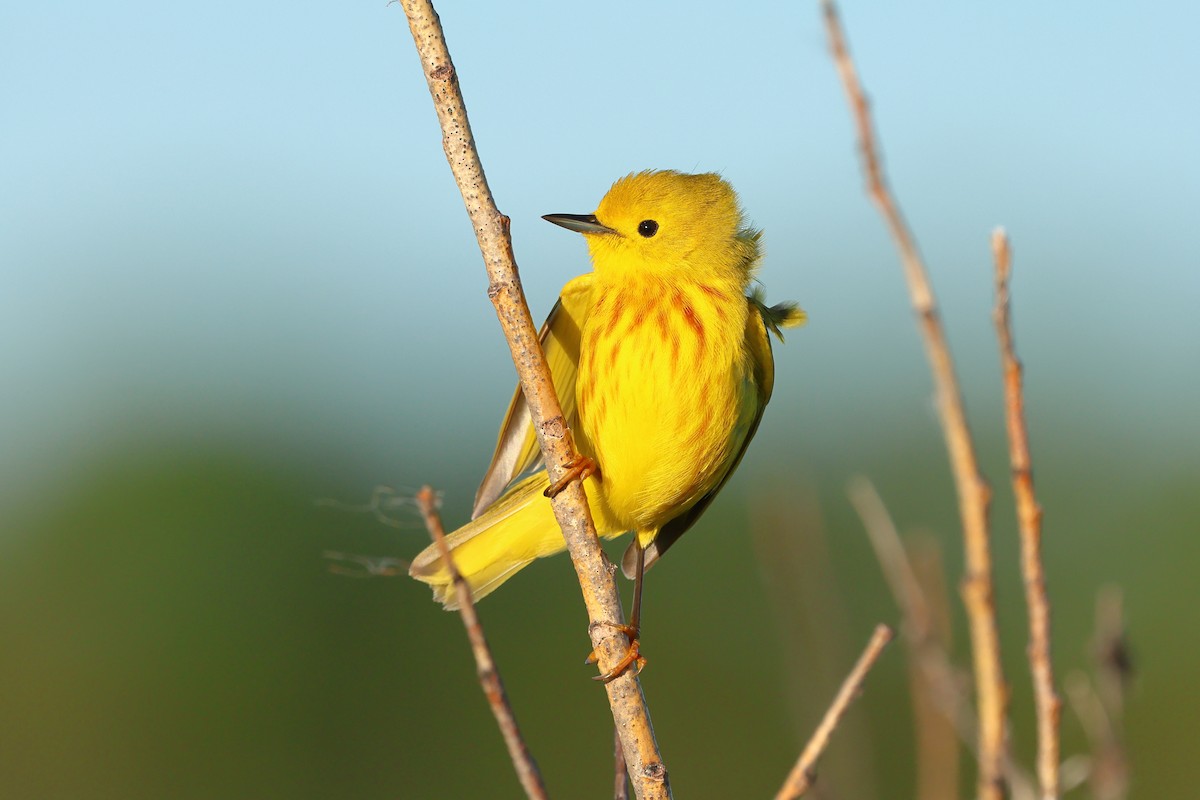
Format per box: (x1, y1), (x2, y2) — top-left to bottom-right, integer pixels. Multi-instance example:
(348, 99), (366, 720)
(409, 473), (566, 609)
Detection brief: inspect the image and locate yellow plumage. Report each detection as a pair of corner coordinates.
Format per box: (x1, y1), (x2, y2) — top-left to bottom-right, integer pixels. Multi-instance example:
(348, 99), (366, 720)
(410, 170), (803, 608)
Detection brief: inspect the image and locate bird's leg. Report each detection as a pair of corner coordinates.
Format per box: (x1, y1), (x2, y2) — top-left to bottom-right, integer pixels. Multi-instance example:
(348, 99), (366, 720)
(586, 537), (647, 683)
(544, 454), (598, 498)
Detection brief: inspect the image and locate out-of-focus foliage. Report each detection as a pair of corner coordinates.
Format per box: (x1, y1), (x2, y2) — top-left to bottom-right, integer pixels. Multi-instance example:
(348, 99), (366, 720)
(2, 427), (1195, 797)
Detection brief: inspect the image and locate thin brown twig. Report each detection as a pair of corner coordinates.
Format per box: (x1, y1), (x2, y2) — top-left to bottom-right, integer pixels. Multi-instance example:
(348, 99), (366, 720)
(415, 486), (548, 800)
(1064, 673), (1127, 800)
(847, 478), (935, 643)
(1092, 586), (1132, 725)
(614, 726), (630, 800)
(905, 537), (960, 800)
(847, 478), (1037, 800)
(847, 478), (977, 732)
(752, 487), (881, 799)
(820, 3), (1008, 796)
(992, 229), (1062, 799)
(775, 624), (895, 800)
(848, 479), (972, 726)
(398, 4), (669, 797)
(1074, 586), (1131, 800)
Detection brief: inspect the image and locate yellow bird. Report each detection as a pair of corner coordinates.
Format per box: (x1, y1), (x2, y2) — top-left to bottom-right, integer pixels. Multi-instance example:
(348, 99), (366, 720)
(410, 170), (804, 679)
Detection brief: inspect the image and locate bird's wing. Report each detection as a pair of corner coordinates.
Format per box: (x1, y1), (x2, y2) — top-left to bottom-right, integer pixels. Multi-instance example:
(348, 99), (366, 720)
(622, 293), (800, 576)
(472, 274), (594, 518)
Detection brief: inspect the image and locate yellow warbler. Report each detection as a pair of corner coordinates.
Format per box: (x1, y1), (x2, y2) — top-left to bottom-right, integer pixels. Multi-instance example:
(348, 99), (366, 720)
(410, 170), (803, 675)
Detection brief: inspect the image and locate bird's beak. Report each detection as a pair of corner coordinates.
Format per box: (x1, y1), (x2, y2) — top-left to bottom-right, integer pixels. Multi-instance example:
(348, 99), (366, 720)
(542, 213), (618, 235)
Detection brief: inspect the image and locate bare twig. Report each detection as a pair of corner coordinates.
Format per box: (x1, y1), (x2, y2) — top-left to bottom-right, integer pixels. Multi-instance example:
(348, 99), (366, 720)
(1091, 586), (1132, 733)
(1068, 587), (1131, 800)
(415, 486), (549, 800)
(821, 3), (1008, 796)
(1064, 674), (1127, 800)
(775, 624), (894, 800)
(848, 478), (1037, 800)
(848, 478), (976, 740)
(752, 487), (881, 798)
(397, 4), (669, 797)
(905, 538), (960, 800)
(847, 479), (935, 643)
(1066, 669), (1130, 800)
(992, 229), (1062, 799)
(614, 726), (629, 800)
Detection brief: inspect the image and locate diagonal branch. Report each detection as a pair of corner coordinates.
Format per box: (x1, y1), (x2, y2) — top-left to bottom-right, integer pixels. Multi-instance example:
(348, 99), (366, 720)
(775, 624), (895, 800)
(397, 3), (669, 798)
(415, 486), (548, 800)
(820, 2), (1009, 796)
(992, 229), (1062, 799)
(848, 478), (1038, 800)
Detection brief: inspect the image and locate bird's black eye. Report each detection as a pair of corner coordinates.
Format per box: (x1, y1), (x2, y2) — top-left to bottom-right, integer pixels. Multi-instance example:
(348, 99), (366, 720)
(637, 219), (659, 238)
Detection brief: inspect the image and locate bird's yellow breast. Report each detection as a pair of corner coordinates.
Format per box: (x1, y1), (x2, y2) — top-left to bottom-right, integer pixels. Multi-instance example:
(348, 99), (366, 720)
(576, 277), (752, 535)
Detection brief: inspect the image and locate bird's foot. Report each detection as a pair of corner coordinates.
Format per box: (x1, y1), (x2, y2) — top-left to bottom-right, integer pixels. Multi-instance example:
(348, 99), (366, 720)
(585, 621), (646, 683)
(544, 454), (598, 499)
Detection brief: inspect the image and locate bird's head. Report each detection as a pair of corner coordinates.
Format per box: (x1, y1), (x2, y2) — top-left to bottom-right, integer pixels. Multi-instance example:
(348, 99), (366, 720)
(544, 170), (761, 283)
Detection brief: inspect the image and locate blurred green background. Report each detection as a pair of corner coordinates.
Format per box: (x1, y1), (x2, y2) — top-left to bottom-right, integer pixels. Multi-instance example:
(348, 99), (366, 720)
(3, 1), (1198, 797)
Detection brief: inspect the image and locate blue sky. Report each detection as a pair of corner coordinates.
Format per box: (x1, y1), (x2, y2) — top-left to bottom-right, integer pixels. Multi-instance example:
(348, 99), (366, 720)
(3, 0), (1198, 499)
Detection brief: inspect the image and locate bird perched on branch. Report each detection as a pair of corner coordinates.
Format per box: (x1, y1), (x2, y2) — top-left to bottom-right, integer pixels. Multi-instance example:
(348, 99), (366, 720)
(411, 170), (804, 680)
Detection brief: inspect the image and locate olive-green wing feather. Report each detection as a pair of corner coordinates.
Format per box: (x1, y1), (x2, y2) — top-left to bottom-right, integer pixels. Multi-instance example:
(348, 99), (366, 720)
(622, 296), (790, 576)
(472, 275), (594, 518)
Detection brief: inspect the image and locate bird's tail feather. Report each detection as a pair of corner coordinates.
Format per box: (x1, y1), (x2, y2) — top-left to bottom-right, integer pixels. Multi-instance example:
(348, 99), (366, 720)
(409, 473), (565, 609)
